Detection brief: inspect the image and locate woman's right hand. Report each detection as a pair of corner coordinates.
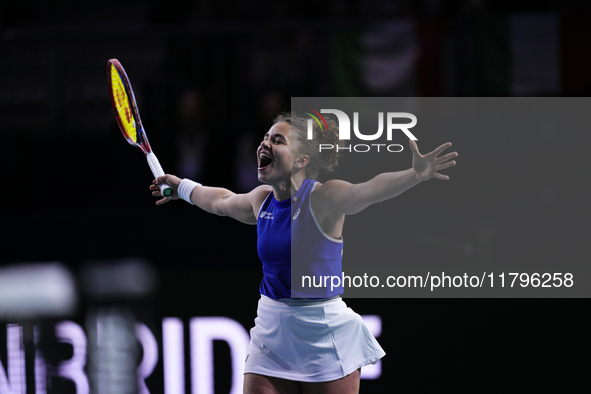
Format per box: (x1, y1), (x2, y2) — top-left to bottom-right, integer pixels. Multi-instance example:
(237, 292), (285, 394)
(150, 174), (182, 205)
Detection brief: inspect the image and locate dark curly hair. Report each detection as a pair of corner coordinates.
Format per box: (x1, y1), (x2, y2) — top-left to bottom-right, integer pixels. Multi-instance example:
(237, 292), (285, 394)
(273, 111), (344, 180)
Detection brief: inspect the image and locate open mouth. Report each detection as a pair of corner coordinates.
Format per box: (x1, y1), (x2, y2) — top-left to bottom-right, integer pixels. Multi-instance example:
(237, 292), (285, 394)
(258, 152), (273, 169)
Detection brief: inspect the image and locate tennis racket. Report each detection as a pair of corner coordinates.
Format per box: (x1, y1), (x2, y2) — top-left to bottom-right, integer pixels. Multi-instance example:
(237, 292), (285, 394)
(107, 58), (172, 197)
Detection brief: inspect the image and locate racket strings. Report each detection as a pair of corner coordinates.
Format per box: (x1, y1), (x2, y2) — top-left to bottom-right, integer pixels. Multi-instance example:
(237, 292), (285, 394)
(110, 65), (137, 143)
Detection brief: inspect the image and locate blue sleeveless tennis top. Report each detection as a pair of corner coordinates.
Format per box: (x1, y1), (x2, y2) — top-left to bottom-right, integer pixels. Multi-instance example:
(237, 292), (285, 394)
(257, 179), (344, 299)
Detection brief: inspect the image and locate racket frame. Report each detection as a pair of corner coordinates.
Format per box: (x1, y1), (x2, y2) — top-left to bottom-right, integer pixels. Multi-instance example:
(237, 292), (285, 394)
(107, 58), (172, 197)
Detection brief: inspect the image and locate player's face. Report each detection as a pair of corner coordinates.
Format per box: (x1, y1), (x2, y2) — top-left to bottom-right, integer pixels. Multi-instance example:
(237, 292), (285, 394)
(257, 122), (298, 184)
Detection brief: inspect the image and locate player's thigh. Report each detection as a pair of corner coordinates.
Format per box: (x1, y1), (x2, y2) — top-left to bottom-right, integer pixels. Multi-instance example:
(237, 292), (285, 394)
(300, 369), (360, 394)
(243, 373), (302, 394)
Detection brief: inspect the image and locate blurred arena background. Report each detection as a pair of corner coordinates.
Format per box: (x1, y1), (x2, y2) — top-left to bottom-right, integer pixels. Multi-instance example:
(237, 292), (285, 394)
(1, 0), (590, 393)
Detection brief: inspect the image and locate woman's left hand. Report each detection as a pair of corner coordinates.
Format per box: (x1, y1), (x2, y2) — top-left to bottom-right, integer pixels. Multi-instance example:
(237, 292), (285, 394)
(409, 140), (458, 181)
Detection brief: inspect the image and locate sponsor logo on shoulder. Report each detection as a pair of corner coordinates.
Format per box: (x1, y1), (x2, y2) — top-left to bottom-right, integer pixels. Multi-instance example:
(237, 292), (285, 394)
(292, 208), (301, 220)
(260, 211), (274, 220)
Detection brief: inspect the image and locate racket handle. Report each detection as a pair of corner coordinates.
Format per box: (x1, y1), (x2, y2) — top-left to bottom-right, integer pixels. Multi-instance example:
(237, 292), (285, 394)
(146, 152), (173, 197)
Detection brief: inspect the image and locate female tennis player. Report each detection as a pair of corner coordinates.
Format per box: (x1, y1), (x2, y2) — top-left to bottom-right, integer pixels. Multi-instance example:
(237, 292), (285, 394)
(150, 112), (457, 393)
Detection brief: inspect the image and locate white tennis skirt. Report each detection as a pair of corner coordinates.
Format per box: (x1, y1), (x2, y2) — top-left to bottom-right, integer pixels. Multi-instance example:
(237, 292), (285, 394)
(244, 295), (385, 382)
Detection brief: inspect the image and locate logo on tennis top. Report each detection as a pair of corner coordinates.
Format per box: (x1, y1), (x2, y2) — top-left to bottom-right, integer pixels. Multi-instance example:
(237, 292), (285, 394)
(260, 211), (273, 220)
(292, 208), (301, 221)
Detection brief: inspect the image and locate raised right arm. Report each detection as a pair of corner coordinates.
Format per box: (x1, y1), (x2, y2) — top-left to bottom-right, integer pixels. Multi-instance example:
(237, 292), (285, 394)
(150, 174), (271, 225)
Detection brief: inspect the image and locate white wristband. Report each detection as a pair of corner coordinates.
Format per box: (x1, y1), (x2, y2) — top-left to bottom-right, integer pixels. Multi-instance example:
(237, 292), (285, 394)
(178, 179), (201, 204)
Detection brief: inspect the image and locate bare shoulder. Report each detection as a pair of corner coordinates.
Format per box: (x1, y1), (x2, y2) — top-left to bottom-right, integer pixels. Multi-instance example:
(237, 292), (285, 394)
(310, 180), (348, 235)
(248, 184), (273, 199)
(311, 179), (352, 214)
(248, 184), (273, 213)
(312, 179), (353, 196)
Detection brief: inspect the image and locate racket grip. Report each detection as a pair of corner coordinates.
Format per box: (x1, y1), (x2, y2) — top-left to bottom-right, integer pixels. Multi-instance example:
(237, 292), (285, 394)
(146, 152), (173, 197)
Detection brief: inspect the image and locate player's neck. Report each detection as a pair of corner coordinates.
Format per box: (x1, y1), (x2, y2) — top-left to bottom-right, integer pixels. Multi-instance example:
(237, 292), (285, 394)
(273, 173), (305, 201)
